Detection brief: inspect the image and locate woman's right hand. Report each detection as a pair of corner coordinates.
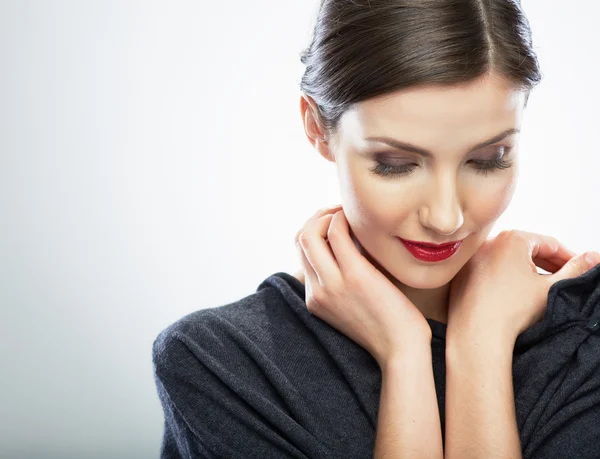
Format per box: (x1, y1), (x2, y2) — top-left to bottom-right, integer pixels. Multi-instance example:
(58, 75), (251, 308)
(294, 205), (432, 368)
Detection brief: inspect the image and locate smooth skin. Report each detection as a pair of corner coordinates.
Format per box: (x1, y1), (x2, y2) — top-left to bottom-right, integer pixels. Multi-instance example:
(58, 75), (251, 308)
(300, 72), (525, 324)
(295, 206), (443, 458)
(444, 230), (600, 459)
(295, 70), (600, 457)
(295, 208), (600, 458)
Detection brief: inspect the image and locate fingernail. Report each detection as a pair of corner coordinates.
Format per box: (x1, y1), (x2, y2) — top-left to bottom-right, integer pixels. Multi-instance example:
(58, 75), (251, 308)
(585, 251), (600, 268)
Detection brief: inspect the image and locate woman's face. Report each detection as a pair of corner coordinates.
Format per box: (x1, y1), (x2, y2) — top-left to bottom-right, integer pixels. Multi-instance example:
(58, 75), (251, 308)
(302, 73), (525, 290)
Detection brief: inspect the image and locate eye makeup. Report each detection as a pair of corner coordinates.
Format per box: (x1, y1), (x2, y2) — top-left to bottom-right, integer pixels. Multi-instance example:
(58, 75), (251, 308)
(368, 146), (514, 178)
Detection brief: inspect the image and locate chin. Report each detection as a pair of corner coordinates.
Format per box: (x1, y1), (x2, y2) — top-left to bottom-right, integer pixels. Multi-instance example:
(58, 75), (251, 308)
(390, 269), (456, 290)
(384, 248), (469, 290)
(354, 229), (472, 289)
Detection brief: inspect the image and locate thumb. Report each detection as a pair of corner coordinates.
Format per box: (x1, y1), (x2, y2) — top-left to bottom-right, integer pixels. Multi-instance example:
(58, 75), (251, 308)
(550, 251), (600, 284)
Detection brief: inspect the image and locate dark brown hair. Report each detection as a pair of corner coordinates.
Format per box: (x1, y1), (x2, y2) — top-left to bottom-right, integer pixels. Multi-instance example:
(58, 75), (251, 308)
(299, 0), (542, 139)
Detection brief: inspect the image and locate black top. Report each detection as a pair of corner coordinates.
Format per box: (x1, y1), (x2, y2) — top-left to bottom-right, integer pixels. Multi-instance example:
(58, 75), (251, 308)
(152, 264), (600, 458)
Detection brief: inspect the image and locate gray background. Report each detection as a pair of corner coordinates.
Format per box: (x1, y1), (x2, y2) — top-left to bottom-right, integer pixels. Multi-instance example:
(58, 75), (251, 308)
(1, 1), (598, 458)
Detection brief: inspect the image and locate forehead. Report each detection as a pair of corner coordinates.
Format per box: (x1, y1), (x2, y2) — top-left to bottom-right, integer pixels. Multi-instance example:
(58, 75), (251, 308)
(338, 75), (526, 150)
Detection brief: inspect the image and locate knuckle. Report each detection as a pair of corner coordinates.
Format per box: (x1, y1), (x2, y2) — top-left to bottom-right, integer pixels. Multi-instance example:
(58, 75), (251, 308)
(547, 235), (560, 248)
(313, 208), (328, 219)
(496, 229), (511, 242)
(311, 287), (328, 306)
(498, 229), (525, 247)
(305, 297), (319, 313)
(315, 206), (338, 219)
(327, 225), (341, 241)
(513, 232), (529, 245)
(577, 258), (590, 276)
(504, 229), (522, 240)
(297, 232), (310, 249)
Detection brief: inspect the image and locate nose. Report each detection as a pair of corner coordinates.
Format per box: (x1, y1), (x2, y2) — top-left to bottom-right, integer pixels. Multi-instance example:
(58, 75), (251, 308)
(419, 173), (464, 236)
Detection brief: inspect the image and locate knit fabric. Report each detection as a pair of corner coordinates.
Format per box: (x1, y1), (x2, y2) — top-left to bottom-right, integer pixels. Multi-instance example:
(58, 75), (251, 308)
(152, 264), (600, 458)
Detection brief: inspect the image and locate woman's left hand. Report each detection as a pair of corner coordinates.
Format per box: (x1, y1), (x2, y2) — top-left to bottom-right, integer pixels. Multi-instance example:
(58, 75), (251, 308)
(447, 229), (600, 343)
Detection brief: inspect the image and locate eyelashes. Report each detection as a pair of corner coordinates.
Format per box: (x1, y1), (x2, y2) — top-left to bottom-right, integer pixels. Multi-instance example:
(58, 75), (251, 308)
(369, 149), (514, 178)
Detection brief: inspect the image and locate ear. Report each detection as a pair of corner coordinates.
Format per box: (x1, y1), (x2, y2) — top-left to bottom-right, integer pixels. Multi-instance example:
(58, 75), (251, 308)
(300, 93), (335, 162)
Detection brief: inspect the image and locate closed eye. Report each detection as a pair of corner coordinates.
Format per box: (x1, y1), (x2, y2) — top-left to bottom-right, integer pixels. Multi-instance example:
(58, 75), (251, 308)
(369, 147), (514, 178)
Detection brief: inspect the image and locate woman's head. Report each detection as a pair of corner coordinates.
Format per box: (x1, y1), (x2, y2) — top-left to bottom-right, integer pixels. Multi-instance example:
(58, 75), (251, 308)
(298, 0), (541, 291)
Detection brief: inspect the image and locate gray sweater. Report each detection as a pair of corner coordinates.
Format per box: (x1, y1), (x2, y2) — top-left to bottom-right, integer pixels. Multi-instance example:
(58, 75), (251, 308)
(152, 265), (600, 458)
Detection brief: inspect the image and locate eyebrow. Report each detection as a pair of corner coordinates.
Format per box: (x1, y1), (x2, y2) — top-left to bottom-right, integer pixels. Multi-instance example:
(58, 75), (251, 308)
(365, 128), (520, 157)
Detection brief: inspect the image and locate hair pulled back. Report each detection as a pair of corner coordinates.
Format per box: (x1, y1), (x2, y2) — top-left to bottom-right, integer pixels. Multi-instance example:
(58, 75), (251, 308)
(299, 0), (542, 138)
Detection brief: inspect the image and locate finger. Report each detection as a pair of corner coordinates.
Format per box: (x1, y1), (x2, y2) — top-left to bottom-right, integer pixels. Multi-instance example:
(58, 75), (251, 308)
(298, 214), (342, 289)
(310, 204), (344, 221)
(532, 257), (562, 274)
(326, 210), (364, 275)
(296, 237), (320, 294)
(295, 205), (343, 244)
(296, 232), (341, 327)
(532, 252), (573, 274)
(525, 233), (576, 270)
(548, 252), (599, 285)
(530, 237), (575, 273)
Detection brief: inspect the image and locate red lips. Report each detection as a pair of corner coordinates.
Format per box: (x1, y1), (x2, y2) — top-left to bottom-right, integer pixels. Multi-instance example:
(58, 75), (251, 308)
(398, 238), (463, 262)
(401, 238), (463, 248)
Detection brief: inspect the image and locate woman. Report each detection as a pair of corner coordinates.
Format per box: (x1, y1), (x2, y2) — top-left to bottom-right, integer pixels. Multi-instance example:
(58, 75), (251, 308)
(152, 1), (600, 458)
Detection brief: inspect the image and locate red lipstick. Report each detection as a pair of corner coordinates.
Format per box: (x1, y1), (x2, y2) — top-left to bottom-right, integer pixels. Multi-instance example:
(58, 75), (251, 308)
(398, 238), (463, 262)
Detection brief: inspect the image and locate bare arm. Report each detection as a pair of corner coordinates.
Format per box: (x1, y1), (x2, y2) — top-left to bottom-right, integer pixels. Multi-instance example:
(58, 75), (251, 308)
(374, 335), (443, 459)
(445, 328), (522, 459)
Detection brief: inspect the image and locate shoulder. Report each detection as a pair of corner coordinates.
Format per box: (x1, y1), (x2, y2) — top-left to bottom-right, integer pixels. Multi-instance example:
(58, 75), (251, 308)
(517, 263), (600, 347)
(150, 271), (336, 457)
(152, 271), (308, 371)
(514, 264), (600, 457)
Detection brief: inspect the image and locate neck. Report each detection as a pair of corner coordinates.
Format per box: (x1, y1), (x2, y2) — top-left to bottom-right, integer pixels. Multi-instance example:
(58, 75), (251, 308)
(291, 265), (449, 325)
(359, 246), (450, 325)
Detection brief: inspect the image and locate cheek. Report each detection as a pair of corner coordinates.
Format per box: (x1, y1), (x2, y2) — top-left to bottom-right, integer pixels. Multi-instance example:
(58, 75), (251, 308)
(468, 174), (517, 224)
(346, 173), (416, 231)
